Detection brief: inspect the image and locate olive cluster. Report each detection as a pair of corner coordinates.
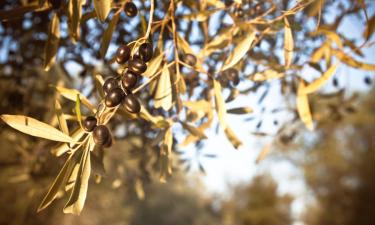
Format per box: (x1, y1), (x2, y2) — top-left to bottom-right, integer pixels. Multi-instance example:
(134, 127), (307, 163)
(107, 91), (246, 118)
(104, 42), (154, 114)
(83, 116), (112, 148)
(218, 68), (240, 88)
(224, 0), (264, 19)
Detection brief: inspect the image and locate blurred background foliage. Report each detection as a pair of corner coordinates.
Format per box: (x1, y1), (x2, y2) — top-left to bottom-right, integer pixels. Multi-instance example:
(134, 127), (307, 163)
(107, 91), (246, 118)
(1, 0), (375, 224)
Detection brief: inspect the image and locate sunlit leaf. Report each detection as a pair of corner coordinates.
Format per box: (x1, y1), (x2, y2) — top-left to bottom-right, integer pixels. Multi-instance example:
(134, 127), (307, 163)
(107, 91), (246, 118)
(284, 17), (294, 69)
(55, 100), (69, 135)
(75, 94), (83, 128)
(224, 126), (242, 149)
(93, 0), (111, 22)
(221, 31), (256, 71)
(301, 63), (338, 94)
(144, 53), (163, 78)
(100, 9), (121, 58)
(154, 65), (173, 111)
(44, 13), (60, 71)
(332, 48), (375, 71)
(296, 80), (314, 130)
(63, 145), (91, 215)
(67, 0), (84, 43)
(256, 143), (271, 164)
(180, 121), (207, 139)
(37, 152), (78, 212)
(213, 79), (227, 129)
(0, 114), (74, 143)
(55, 86), (96, 112)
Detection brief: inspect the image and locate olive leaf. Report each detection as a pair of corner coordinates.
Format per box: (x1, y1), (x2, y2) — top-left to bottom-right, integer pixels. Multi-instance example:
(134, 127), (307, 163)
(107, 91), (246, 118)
(224, 126), (242, 149)
(284, 17), (294, 69)
(93, 0), (111, 22)
(251, 69), (284, 82)
(63, 144), (91, 215)
(44, 13), (60, 71)
(100, 9), (121, 58)
(159, 127), (173, 183)
(55, 100), (69, 135)
(221, 31), (256, 71)
(144, 53), (163, 78)
(67, 0), (85, 43)
(0, 114), (74, 143)
(179, 121), (207, 139)
(296, 80), (314, 131)
(213, 79), (227, 129)
(55, 86), (96, 112)
(154, 65), (173, 111)
(51, 129), (86, 157)
(255, 143), (271, 164)
(75, 94), (83, 128)
(331, 48), (375, 71)
(37, 152), (79, 212)
(227, 107), (253, 115)
(363, 14), (375, 41)
(301, 63), (338, 94)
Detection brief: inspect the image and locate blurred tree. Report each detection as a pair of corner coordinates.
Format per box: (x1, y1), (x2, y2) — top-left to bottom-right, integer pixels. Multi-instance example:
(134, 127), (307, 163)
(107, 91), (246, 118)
(223, 174), (293, 225)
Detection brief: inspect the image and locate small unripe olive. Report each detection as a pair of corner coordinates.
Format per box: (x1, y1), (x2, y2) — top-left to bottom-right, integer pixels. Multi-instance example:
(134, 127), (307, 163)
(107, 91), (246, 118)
(122, 71), (138, 90)
(93, 125), (111, 146)
(123, 94), (141, 114)
(124, 2), (138, 18)
(83, 116), (97, 132)
(103, 77), (118, 94)
(128, 58), (147, 74)
(182, 53), (197, 66)
(105, 88), (124, 107)
(138, 43), (153, 62)
(116, 45), (131, 64)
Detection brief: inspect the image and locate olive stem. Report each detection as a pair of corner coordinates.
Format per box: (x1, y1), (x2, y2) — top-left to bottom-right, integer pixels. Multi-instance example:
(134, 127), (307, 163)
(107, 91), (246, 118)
(144, 0), (154, 39)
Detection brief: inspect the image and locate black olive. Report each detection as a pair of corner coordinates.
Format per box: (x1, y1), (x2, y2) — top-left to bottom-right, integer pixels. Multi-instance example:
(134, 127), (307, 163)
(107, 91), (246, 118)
(124, 2), (138, 18)
(123, 94), (141, 114)
(102, 135), (113, 148)
(122, 71), (138, 90)
(182, 53), (197, 66)
(225, 0), (234, 7)
(83, 116), (97, 132)
(225, 68), (240, 86)
(128, 58), (147, 74)
(93, 125), (111, 146)
(364, 76), (372, 85)
(116, 45), (131, 64)
(234, 7), (244, 18)
(103, 77), (119, 94)
(105, 88), (124, 107)
(138, 42), (153, 62)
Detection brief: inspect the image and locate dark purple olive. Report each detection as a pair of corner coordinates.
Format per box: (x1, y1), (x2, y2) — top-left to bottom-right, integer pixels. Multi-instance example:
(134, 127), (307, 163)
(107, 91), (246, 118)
(103, 77), (119, 94)
(225, 68), (239, 86)
(182, 53), (197, 66)
(128, 58), (147, 74)
(83, 116), (97, 132)
(122, 71), (138, 90)
(138, 42), (153, 62)
(102, 134), (112, 148)
(123, 94), (141, 114)
(93, 125), (111, 146)
(105, 88), (124, 107)
(116, 45), (131, 64)
(124, 2), (138, 18)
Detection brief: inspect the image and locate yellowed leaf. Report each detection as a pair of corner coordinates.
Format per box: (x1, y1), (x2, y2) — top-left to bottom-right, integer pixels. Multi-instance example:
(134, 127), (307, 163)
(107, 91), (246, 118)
(100, 9), (121, 58)
(154, 65), (173, 111)
(256, 143), (271, 164)
(213, 79), (227, 129)
(44, 13), (60, 71)
(296, 80), (314, 130)
(144, 53), (163, 77)
(180, 121), (207, 139)
(55, 86), (96, 112)
(93, 0), (111, 22)
(221, 31), (256, 71)
(252, 69), (284, 82)
(0, 114), (74, 143)
(284, 17), (294, 69)
(301, 63), (338, 94)
(55, 100), (69, 135)
(332, 48), (375, 71)
(224, 126), (242, 149)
